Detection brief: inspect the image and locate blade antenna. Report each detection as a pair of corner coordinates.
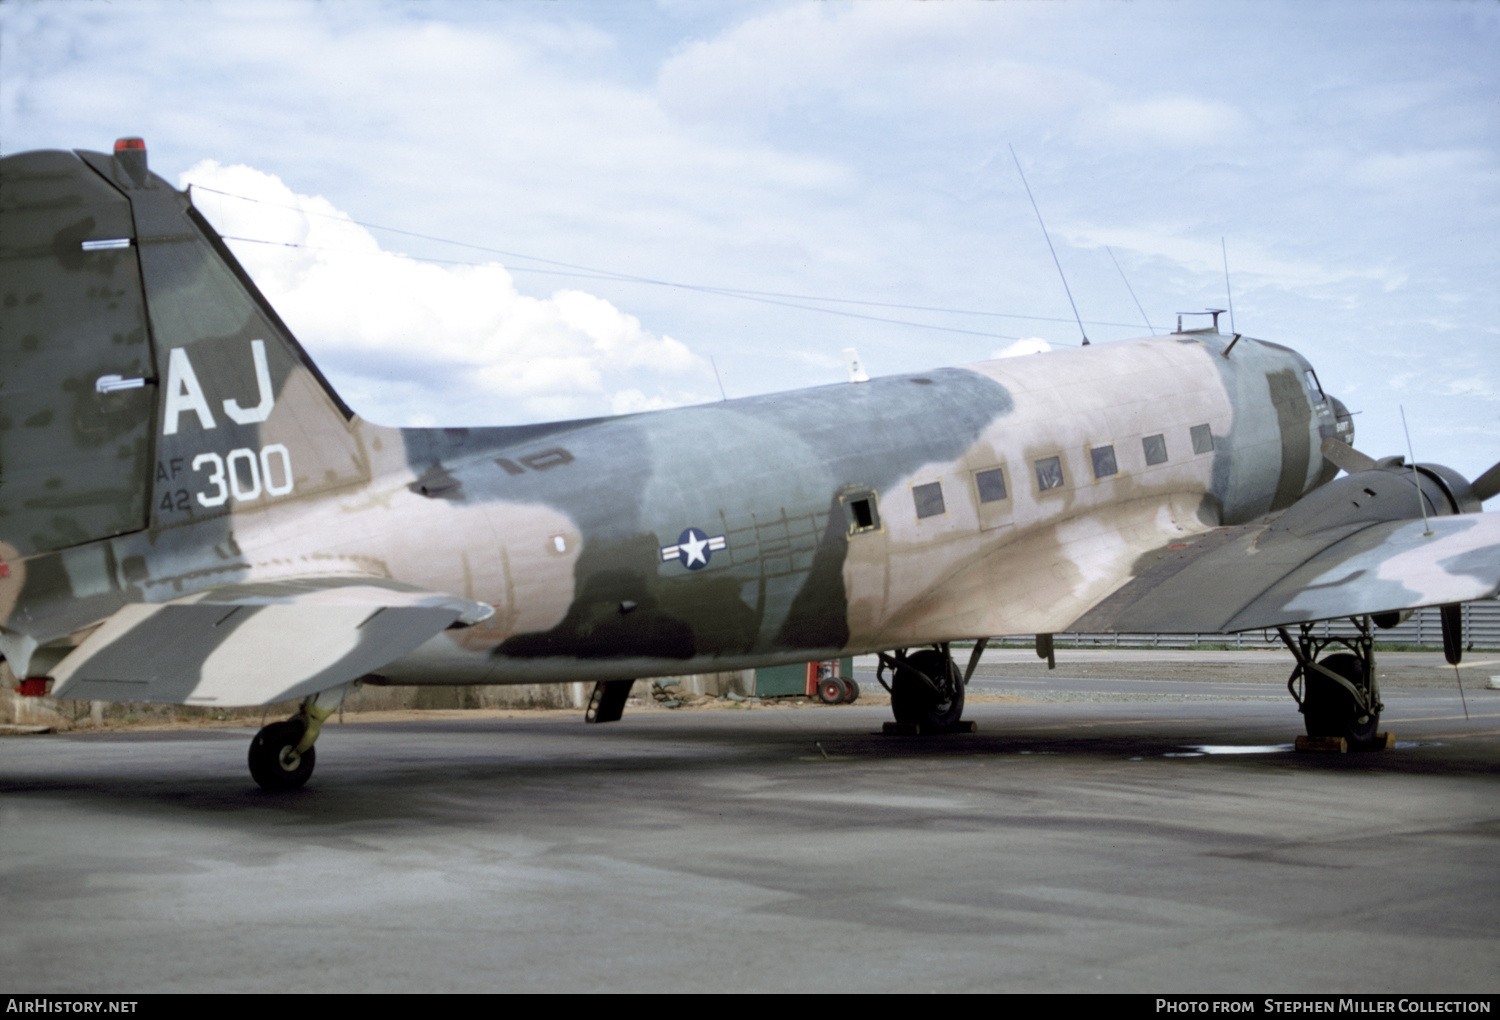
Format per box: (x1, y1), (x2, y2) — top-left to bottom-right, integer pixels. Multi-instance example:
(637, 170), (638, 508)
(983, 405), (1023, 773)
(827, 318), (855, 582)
(1010, 145), (1088, 346)
(1221, 237), (1236, 334)
(1400, 405), (1434, 538)
(709, 355), (728, 402)
(1107, 246), (1155, 335)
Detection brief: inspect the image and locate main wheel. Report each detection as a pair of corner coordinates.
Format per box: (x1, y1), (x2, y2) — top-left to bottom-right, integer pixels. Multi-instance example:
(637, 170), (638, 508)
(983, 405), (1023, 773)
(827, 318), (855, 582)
(249, 720), (316, 791)
(890, 650), (964, 728)
(817, 677), (848, 704)
(1302, 653), (1379, 745)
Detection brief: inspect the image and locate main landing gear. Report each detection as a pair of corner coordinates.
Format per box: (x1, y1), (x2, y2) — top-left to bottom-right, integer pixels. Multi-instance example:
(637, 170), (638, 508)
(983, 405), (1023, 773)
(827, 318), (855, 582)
(248, 684), (352, 790)
(1278, 618), (1383, 747)
(876, 641), (984, 731)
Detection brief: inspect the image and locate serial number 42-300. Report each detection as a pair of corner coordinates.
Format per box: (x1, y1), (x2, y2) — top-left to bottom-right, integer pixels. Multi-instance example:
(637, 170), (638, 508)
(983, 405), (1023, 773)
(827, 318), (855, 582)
(157, 444), (294, 513)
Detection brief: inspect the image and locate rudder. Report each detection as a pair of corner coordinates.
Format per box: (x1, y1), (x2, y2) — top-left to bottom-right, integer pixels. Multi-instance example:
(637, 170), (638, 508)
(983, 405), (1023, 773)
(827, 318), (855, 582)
(0, 148), (156, 555)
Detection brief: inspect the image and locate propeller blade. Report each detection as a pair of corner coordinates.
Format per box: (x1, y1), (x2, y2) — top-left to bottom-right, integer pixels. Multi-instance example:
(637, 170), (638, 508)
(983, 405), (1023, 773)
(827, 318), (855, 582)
(1320, 438), (1378, 476)
(1473, 460), (1500, 502)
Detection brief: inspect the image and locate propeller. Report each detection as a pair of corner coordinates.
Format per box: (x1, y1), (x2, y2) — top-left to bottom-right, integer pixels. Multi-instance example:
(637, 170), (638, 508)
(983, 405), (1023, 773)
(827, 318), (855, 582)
(1319, 438), (1375, 475)
(1473, 461), (1500, 503)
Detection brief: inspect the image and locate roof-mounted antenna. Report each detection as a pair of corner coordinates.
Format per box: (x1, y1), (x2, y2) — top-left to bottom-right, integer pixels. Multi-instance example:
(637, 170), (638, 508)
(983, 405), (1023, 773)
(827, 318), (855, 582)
(709, 355), (729, 401)
(1177, 309), (1225, 333)
(1010, 145), (1088, 346)
(1106, 246), (1155, 335)
(1221, 238), (1236, 334)
(1400, 405), (1434, 539)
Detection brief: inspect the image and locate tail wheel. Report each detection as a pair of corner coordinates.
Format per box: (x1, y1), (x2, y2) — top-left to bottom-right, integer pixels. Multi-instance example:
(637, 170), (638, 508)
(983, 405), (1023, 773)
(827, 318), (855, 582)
(248, 719), (316, 791)
(817, 677), (848, 705)
(1302, 652), (1379, 745)
(890, 649), (964, 728)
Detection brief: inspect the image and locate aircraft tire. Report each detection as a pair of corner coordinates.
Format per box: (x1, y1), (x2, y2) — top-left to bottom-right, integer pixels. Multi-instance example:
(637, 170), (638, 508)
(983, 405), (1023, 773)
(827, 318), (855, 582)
(891, 650), (964, 728)
(1302, 653), (1379, 745)
(817, 677), (848, 705)
(249, 720), (316, 791)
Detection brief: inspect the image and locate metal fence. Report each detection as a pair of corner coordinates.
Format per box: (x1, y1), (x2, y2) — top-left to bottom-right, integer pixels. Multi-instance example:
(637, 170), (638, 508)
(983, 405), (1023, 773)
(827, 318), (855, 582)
(1024, 599), (1500, 650)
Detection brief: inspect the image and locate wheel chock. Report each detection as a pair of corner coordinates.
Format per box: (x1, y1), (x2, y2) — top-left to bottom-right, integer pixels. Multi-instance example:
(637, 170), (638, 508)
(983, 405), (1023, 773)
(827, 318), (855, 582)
(1352, 732), (1395, 752)
(882, 720), (977, 736)
(1294, 735), (1348, 753)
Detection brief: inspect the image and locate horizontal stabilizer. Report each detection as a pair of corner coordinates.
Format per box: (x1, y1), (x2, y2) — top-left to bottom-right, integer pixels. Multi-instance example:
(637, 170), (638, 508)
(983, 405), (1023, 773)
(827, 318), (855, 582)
(1071, 512), (1500, 635)
(49, 577), (493, 706)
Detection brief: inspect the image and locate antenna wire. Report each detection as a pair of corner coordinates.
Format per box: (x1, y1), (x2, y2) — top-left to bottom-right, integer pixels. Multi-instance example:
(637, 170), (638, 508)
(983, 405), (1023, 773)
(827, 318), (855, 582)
(1010, 145), (1089, 346)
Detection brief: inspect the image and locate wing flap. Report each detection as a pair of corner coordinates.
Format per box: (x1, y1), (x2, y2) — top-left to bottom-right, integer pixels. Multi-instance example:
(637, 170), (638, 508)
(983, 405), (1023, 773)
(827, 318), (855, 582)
(49, 577), (493, 706)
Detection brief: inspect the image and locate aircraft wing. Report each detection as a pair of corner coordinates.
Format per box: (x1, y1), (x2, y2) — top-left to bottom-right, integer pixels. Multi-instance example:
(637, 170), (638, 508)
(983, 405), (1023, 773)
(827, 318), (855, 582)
(48, 577), (494, 706)
(1069, 512), (1500, 635)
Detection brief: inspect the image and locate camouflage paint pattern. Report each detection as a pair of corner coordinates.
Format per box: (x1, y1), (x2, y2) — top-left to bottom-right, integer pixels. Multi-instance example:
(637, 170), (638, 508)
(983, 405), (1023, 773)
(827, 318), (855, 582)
(2, 146), (1497, 706)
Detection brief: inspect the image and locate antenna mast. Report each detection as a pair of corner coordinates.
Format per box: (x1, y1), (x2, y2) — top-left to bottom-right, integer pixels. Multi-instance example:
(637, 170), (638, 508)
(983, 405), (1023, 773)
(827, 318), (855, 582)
(1400, 405), (1434, 538)
(1221, 237), (1236, 334)
(1010, 145), (1089, 346)
(710, 355), (728, 401)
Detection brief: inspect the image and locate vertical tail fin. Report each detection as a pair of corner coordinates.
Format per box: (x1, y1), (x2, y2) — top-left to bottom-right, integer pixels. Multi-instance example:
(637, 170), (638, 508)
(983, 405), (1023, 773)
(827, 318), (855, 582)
(0, 139), (369, 557)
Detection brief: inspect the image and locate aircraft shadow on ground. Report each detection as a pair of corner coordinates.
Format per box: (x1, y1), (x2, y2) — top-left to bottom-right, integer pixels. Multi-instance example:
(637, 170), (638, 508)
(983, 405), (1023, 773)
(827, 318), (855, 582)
(1, 711), (1491, 832)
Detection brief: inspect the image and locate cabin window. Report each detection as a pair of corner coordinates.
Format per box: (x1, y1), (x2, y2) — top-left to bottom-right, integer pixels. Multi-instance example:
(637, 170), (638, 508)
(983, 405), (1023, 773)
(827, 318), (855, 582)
(1035, 456), (1064, 492)
(1142, 434), (1168, 466)
(1190, 424), (1215, 455)
(976, 467), (1007, 503)
(1090, 445), (1118, 479)
(1304, 369), (1323, 399)
(912, 481), (945, 519)
(842, 490), (881, 535)
(851, 499), (874, 529)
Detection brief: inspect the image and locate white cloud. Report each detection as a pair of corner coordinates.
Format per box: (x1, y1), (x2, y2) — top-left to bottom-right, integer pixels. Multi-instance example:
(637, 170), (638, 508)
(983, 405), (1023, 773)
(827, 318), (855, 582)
(180, 160), (712, 426)
(1082, 96), (1248, 149)
(992, 338), (1052, 359)
(1446, 378), (1499, 401)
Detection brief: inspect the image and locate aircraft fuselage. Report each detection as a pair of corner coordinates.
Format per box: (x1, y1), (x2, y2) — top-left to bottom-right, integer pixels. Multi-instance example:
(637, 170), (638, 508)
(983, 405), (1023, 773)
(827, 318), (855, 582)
(4, 329), (1341, 688)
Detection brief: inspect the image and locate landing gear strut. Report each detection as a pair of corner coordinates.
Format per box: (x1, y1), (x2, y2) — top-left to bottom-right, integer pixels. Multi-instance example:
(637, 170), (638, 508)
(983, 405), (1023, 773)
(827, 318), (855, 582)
(248, 683), (354, 790)
(1278, 618), (1383, 746)
(877, 643), (967, 729)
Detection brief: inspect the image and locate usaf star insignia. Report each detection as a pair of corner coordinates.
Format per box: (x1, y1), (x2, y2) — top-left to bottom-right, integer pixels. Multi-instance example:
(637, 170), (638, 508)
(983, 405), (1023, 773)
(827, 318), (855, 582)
(660, 527), (727, 571)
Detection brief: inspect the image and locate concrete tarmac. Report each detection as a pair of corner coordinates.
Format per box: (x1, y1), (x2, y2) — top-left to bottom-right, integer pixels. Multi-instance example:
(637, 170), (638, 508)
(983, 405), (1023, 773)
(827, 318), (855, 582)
(2, 658), (1498, 993)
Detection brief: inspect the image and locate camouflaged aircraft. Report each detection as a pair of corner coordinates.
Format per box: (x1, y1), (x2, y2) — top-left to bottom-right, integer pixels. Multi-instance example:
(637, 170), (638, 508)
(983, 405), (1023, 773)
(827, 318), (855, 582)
(4, 139), (1500, 789)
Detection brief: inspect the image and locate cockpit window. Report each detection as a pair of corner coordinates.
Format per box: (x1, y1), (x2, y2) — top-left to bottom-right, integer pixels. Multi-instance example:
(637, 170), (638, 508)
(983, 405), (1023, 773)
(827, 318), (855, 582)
(1304, 369), (1324, 399)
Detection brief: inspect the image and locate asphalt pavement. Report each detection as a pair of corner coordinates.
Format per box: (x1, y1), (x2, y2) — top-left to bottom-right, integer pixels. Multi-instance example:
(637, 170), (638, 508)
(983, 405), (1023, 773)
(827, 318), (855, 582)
(2, 654), (1496, 993)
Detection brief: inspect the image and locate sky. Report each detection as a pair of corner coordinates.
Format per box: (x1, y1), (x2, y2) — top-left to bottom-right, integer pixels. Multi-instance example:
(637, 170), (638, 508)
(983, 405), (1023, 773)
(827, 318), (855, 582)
(2, 0), (1497, 487)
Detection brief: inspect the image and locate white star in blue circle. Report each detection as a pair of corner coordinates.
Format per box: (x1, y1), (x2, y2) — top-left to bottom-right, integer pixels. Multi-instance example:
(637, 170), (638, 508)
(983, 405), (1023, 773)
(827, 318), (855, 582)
(677, 527), (712, 570)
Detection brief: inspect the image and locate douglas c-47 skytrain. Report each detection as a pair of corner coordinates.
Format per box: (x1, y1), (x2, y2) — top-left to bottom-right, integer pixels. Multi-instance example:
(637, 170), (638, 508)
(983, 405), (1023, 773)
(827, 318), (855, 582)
(3, 139), (1499, 789)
